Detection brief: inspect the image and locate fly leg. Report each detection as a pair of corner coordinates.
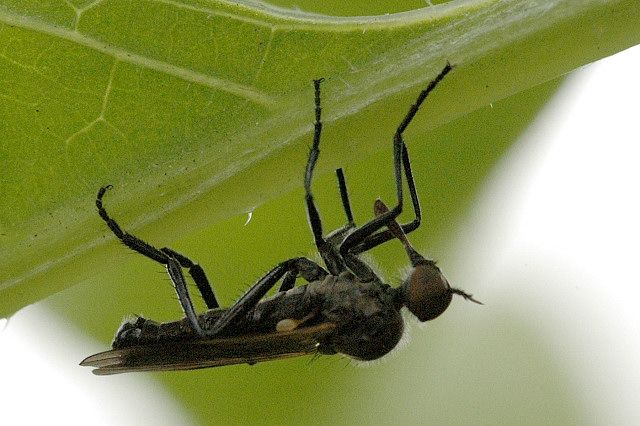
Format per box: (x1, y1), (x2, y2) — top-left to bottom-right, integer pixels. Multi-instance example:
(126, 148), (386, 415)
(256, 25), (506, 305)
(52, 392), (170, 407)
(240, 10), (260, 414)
(321, 168), (379, 282)
(373, 198), (425, 266)
(336, 168), (354, 226)
(351, 143), (422, 254)
(339, 63), (453, 259)
(279, 256), (329, 292)
(159, 247), (218, 309)
(304, 78), (347, 275)
(207, 257), (327, 336)
(96, 186), (219, 328)
(324, 168), (356, 248)
(166, 257), (205, 335)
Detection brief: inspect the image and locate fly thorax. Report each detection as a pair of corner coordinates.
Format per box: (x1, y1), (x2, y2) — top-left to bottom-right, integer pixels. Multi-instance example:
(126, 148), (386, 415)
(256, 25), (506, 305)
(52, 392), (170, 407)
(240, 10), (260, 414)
(312, 274), (404, 361)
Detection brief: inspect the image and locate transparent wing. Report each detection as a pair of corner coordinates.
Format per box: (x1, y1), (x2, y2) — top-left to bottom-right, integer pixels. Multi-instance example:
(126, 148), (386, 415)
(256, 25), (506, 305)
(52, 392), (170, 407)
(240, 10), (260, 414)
(80, 322), (336, 375)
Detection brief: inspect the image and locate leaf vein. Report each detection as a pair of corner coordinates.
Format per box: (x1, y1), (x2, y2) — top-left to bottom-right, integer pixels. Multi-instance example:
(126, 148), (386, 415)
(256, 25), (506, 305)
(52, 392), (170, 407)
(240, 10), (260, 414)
(0, 6), (275, 106)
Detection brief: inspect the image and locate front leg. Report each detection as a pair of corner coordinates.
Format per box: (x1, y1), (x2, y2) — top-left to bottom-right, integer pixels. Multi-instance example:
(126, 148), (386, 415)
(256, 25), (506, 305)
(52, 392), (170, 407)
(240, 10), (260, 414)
(351, 143), (422, 254)
(339, 63), (453, 259)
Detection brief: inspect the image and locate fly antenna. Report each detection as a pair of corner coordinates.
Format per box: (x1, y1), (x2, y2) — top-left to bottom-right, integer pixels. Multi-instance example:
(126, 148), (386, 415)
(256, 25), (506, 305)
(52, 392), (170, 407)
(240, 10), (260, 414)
(451, 288), (483, 305)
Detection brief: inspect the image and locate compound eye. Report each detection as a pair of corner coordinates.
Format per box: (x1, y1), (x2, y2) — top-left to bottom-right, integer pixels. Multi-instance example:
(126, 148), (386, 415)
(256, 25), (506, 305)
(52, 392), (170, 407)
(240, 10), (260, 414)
(403, 263), (452, 322)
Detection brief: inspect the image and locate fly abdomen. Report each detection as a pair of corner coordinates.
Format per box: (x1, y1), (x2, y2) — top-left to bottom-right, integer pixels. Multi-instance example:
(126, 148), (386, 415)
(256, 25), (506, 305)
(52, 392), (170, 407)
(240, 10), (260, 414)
(112, 316), (194, 349)
(113, 314), (217, 349)
(112, 317), (151, 349)
(112, 316), (169, 349)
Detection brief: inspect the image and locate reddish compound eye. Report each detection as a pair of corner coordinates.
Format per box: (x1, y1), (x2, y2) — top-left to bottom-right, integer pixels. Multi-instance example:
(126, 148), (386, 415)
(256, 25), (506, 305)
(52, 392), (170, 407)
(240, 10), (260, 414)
(402, 263), (453, 322)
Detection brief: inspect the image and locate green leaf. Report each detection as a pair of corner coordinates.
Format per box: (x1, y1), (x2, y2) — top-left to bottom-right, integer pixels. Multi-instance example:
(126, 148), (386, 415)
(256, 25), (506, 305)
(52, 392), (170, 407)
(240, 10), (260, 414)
(1, 0), (639, 316)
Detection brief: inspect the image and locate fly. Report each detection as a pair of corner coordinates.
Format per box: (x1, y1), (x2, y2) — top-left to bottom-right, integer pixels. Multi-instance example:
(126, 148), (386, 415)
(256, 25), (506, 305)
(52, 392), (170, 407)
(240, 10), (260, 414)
(81, 63), (481, 375)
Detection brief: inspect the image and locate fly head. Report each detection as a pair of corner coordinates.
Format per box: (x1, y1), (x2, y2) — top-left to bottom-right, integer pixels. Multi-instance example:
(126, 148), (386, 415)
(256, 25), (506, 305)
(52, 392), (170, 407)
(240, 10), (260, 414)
(373, 199), (481, 321)
(400, 259), (482, 322)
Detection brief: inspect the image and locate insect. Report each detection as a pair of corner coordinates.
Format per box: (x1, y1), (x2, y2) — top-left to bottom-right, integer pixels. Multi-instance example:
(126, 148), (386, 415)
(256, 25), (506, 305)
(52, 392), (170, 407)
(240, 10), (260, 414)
(81, 63), (480, 375)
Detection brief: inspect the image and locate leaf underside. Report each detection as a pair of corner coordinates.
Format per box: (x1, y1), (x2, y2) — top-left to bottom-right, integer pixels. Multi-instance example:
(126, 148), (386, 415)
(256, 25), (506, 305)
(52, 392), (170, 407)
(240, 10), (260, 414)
(1, 0), (639, 316)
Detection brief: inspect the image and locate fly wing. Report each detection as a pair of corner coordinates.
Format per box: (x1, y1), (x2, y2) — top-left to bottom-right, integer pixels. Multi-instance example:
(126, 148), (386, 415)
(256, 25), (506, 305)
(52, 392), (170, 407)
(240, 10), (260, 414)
(80, 322), (336, 375)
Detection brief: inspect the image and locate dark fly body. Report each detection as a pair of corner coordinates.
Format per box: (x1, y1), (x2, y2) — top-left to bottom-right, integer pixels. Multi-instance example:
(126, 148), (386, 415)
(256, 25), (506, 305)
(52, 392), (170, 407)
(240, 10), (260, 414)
(81, 63), (480, 375)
